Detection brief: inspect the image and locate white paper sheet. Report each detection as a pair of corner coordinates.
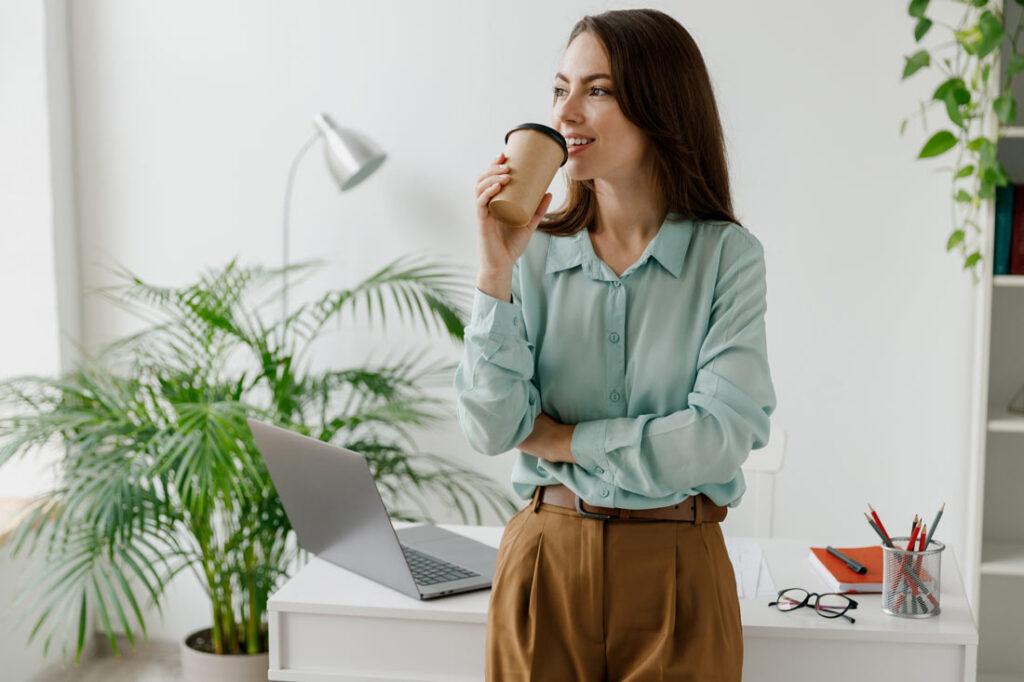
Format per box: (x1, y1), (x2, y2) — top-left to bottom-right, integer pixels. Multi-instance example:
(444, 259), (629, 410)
(724, 539), (775, 599)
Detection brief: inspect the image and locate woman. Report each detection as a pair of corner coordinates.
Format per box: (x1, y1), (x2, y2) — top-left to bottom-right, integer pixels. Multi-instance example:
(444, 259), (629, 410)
(455, 8), (776, 681)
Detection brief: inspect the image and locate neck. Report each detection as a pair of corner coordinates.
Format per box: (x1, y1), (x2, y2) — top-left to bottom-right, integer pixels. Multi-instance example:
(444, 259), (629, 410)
(589, 173), (666, 246)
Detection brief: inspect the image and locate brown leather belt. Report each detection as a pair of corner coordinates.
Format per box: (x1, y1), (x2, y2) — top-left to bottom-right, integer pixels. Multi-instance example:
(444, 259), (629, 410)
(536, 484), (727, 523)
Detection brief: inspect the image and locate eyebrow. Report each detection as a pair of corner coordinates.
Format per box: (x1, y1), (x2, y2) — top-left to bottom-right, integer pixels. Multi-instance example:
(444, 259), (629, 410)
(554, 72), (612, 83)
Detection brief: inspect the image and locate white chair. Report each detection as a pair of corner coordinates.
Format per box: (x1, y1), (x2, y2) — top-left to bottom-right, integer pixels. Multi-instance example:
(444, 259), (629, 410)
(719, 427), (786, 539)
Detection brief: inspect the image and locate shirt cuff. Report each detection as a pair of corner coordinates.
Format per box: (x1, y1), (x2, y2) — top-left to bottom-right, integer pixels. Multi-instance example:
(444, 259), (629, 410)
(470, 287), (524, 337)
(571, 420), (613, 479)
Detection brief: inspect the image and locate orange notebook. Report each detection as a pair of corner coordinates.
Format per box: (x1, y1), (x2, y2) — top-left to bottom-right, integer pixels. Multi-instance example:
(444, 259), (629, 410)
(808, 545), (884, 593)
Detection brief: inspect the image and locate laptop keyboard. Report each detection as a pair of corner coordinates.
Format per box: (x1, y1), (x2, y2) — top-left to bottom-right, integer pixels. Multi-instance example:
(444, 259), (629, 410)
(400, 544), (480, 586)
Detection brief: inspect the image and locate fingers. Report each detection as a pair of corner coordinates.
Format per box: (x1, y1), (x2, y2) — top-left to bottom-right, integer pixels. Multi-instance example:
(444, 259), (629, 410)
(476, 178), (506, 208)
(476, 152), (508, 183)
(476, 171), (510, 197)
(475, 153), (511, 207)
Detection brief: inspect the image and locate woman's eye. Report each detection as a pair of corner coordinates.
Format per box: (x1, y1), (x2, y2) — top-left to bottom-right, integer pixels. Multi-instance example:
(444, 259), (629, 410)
(552, 86), (611, 97)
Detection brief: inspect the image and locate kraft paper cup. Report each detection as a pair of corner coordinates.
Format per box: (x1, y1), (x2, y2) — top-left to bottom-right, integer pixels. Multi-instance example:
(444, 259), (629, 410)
(488, 123), (568, 227)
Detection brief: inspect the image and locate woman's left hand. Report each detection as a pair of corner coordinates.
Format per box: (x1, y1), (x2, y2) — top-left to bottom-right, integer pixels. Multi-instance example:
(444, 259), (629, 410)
(517, 412), (576, 463)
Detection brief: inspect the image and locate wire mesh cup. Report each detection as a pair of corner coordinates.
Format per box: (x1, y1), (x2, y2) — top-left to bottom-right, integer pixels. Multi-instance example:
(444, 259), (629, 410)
(881, 536), (944, 618)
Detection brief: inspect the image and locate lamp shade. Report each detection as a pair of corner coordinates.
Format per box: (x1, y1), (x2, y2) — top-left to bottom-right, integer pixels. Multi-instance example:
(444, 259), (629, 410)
(314, 112), (387, 191)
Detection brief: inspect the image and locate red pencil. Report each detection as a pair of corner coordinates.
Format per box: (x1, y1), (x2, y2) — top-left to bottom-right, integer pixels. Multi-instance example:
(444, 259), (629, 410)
(868, 504), (893, 544)
(907, 516), (920, 551)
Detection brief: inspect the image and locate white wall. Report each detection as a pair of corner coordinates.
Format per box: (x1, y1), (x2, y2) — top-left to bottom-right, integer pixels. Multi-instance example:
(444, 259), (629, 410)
(6, 0), (977, 645)
(0, 0), (74, 496)
(0, 0), (90, 672)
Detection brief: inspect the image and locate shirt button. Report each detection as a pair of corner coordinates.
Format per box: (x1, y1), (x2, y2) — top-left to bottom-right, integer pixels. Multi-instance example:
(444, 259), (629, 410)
(595, 466), (604, 474)
(600, 489), (610, 498)
(609, 390), (621, 402)
(608, 332), (620, 343)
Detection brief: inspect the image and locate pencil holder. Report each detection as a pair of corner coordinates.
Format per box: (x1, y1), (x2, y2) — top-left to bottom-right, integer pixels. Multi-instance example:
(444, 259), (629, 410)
(881, 537), (944, 618)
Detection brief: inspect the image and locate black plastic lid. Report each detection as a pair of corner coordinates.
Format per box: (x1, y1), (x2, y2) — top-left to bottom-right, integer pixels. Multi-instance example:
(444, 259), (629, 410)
(505, 123), (568, 167)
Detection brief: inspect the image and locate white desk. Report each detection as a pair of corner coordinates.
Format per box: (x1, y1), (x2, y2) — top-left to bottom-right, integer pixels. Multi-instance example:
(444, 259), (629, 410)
(268, 523), (979, 682)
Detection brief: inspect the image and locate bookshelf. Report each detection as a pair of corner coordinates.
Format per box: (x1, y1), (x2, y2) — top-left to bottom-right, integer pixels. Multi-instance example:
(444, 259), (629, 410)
(969, 8), (1024, 678)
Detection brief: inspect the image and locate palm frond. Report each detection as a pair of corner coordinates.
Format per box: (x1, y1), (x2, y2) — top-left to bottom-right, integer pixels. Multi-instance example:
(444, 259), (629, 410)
(0, 254), (499, 662)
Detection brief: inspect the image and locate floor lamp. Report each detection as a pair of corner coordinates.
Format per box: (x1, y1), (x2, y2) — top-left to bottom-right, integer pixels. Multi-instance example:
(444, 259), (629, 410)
(281, 112), (387, 319)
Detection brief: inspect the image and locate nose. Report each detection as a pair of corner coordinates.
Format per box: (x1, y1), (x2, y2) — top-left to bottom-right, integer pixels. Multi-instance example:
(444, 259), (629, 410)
(554, 87), (585, 127)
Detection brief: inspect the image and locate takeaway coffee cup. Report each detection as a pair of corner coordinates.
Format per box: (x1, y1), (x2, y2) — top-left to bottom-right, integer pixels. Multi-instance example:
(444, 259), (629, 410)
(488, 123), (568, 226)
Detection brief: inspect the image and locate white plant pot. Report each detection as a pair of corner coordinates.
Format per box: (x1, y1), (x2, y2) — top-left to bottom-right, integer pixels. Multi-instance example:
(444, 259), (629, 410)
(181, 628), (269, 682)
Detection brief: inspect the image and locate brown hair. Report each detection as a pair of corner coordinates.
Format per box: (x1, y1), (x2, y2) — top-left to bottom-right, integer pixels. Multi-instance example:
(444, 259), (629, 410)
(539, 9), (742, 236)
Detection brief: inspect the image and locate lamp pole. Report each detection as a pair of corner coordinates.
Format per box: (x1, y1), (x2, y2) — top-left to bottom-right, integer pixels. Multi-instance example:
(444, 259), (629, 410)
(279, 113), (387, 323)
(281, 130), (322, 321)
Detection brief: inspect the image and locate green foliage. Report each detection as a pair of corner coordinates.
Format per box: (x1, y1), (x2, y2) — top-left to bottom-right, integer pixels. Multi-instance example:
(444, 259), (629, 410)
(901, 0), (1024, 276)
(0, 256), (517, 664)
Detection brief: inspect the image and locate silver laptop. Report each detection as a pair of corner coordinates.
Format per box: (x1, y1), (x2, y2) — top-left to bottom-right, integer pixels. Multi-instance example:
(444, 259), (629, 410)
(247, 418), (498, 600)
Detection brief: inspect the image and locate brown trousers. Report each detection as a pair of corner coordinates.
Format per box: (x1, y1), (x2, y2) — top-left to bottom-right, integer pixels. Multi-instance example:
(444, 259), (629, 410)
(486, 487), (742, 681)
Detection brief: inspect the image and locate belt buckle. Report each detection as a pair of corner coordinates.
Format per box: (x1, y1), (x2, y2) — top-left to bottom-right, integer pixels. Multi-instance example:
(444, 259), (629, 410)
(575, 495), (613, 520)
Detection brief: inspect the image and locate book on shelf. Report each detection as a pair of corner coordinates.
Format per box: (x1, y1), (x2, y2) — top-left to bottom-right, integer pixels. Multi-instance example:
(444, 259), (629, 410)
(1011, 183), (1024, 275)
(995, 183), (1024, 275)
(808, 545), (883, 593)
(995, 183), (1014, 275)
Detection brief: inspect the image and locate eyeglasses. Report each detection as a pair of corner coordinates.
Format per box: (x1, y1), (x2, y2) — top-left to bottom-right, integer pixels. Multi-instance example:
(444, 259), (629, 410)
(768, 588), (858, 624)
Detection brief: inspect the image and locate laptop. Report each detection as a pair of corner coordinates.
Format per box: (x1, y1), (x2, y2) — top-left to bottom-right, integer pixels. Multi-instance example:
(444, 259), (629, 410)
(247, 418), (498, 600)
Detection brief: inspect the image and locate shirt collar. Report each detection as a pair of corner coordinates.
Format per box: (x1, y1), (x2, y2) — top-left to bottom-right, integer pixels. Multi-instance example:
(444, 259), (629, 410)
(544, 217), (693, 279)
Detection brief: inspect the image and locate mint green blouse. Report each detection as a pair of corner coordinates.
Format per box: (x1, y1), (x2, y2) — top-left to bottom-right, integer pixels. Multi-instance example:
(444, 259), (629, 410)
(453, 218), (777, 510)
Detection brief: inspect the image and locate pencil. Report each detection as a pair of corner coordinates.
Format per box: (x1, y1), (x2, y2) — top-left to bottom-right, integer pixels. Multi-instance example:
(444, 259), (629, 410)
(868, 504), (893, 545)
(906, 516), (920, 551)
(924, 503), (945, 548)
(864, 513), (892, 547)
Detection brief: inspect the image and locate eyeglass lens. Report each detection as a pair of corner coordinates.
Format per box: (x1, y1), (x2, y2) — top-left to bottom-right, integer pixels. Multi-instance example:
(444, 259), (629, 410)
(775, 588), (851, 618)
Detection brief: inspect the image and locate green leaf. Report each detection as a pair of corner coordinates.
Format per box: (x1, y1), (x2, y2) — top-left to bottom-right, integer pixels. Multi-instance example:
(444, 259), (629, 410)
(975, 11), (1005, 59)
(933, 77), (968, 102)
(964, 251), (982, 269)
(900, 118), (908, 136)
(914, 17), (932, 42)
(947, 230), (965, 251)
(902, 50), (930, 79)
(1009, 54), (1024, 77)
(908, 0), (928, 18)
(918, 130), (958, 158)
(967, 136), (988, 152)
(995, 92), (1017, 125)
(941, 87), (971, 129)
(955, 165), (975, 178)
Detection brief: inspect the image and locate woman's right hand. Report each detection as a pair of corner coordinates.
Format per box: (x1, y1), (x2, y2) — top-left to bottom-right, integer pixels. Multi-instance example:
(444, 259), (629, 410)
(475, 152), (553, 280)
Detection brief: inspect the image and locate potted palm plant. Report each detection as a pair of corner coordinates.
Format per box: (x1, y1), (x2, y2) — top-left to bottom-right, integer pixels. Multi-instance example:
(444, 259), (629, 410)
(0, 255), (516, 680)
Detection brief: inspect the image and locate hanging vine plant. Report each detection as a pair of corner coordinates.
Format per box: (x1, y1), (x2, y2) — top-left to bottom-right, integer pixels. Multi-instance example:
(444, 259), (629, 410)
(900, 0), (1024, 278)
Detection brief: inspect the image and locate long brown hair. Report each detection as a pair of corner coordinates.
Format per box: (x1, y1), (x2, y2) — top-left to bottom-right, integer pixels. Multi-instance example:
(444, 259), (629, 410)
(540, 9), (742, 236)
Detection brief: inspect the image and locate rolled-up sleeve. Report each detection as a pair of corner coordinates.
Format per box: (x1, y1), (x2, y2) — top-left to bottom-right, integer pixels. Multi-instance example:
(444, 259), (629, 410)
(570, 237), (776, 497)
(454, 268), (542, 456)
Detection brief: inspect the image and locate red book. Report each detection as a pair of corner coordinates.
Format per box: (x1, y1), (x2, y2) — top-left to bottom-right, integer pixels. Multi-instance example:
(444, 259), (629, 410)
(1010, 185), (1024, 274)
(808, 546), (884, 593)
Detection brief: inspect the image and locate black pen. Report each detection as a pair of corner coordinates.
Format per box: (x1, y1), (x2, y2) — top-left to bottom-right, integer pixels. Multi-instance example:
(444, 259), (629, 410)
(827, 546), (867, 574)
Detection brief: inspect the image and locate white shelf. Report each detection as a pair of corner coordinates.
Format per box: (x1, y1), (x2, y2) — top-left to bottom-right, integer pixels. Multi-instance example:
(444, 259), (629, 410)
(978, 672), (1024, 682)
(994, 275), (1024, 287)
(1001, 125), (1024, 139)
(988, 411), (1024, 433)
(981, 541), (1024, 576)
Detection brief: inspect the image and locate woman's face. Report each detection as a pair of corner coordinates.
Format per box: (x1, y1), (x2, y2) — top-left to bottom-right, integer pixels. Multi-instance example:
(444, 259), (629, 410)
(551, 32), (651, 184)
